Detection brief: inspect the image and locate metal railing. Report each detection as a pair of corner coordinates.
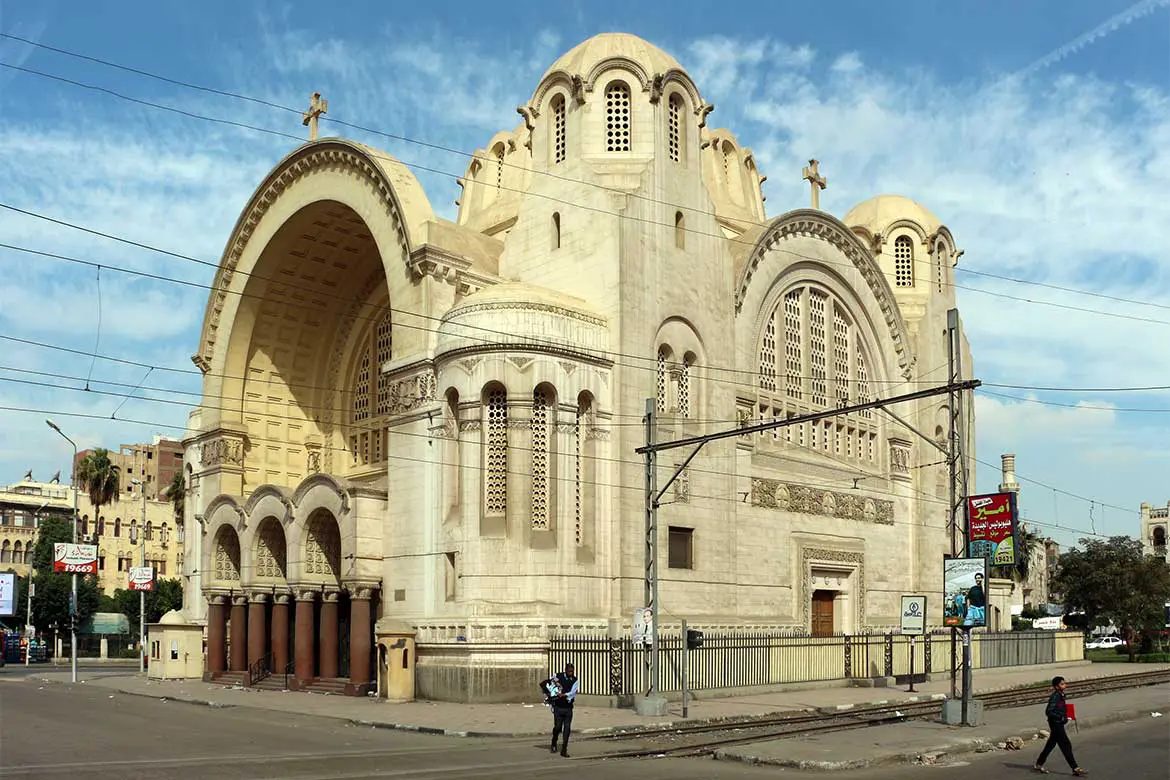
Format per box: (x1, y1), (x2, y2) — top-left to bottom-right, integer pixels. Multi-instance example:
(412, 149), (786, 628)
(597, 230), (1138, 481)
(550, 630), (1084, 696)
(247, 653), (272, 686)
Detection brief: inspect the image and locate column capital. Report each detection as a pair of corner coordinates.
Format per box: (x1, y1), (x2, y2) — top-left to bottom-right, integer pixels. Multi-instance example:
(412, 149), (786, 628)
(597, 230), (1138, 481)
(321, 588), (341, 604)
(246, 591), (270, 604)
(294, 587), (318, 603)
(231, 594), (249, 607)
(345, 581), (380, 601)
(273, 592), (292, 606)
(205, 591), (230, 606)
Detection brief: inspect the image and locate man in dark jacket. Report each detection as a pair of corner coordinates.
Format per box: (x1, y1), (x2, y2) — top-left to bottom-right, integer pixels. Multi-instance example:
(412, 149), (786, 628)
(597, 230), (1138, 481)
(1033, 676), (1088, 775)
(549, 663), (579, 758)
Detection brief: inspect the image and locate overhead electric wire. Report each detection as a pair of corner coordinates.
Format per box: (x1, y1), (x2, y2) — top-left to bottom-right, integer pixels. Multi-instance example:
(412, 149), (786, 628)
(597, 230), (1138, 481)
(0, 57), (1167, 330)
(5, 30), (1170, 318)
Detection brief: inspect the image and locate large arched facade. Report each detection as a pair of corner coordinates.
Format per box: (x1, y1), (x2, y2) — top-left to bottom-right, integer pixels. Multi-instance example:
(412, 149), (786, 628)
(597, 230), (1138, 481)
(178, 33), (976, 703)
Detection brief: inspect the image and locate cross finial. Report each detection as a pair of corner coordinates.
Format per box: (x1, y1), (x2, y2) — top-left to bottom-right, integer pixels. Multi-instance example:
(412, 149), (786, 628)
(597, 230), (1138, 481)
(302, 91), (328, 141)
(802, 159), (827, 210)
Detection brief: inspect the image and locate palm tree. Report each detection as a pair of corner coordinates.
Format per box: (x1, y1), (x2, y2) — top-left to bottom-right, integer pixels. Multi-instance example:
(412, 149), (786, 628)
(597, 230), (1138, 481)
(990, 524), (1042, 582)
(164, 470), (185, 523)
(76, 448), (121, 538)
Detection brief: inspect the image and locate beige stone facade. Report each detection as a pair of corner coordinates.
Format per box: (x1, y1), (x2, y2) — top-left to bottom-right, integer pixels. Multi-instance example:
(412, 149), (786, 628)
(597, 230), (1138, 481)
(1139, 501), (1168, 559)
(75, 436), (184, 502)
(180, 33), (976, 700)
(0, 475), (182, 595)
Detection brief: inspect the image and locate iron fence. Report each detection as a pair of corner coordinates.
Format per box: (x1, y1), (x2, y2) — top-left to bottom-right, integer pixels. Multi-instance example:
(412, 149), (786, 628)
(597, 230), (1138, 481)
(549, 629), (1083, 696)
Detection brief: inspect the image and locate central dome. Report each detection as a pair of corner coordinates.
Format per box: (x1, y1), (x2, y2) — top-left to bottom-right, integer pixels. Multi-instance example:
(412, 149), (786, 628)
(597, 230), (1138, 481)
(543, 32), (685, 79)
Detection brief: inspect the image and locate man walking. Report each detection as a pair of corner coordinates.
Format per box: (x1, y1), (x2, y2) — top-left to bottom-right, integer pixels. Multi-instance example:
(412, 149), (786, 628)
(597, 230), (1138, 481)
(1033, 676), (1088, 775)
(549, 662), (579, 758)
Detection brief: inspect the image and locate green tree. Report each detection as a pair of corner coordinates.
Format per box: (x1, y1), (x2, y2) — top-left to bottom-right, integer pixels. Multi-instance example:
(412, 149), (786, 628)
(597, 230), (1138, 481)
(112, 578), (183, 628)
(1052, 536), (1170, 661)
(165, 471), (185, 520)
(28, 515), (99, 633)
(76, 448), (121, 530)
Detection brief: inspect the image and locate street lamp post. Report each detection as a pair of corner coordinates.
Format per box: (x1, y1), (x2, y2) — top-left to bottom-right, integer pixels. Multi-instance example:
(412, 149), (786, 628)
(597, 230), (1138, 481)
(130, 478), (146, 674)
(45, 420), (79, 684)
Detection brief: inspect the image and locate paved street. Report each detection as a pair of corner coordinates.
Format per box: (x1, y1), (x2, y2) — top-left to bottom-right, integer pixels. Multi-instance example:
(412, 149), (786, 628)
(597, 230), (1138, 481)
(3, 679), (1166, 779)
(0, 681), (774, 779)
(770, 716), (1170, 779)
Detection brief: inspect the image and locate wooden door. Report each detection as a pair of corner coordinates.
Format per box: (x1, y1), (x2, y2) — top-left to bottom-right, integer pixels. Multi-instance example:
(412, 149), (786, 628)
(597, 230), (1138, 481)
(811, 590), (835, 637)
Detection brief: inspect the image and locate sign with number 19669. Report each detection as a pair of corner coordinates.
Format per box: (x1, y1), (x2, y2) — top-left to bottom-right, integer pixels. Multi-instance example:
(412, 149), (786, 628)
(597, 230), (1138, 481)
(53, 543), (99, 574)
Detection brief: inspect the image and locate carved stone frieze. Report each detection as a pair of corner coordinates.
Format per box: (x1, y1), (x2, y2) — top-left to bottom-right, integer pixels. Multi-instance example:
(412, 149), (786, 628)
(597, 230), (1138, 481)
(201, 437), (244, 468)
(459, 420), (482, 433)
(384, 370), (438, 416)
(751, 478), (894, 525)
(585, 427), (610, 442)
(889, 441), (912, 480)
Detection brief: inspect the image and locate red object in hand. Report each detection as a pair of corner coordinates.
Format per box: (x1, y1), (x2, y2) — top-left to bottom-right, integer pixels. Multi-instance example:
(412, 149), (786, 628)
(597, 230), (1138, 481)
(1066, 703), (1077, 721)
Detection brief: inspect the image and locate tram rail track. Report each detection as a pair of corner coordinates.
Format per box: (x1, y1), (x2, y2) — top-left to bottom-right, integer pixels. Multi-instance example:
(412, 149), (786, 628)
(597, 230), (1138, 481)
(588, 667), (1170, 759)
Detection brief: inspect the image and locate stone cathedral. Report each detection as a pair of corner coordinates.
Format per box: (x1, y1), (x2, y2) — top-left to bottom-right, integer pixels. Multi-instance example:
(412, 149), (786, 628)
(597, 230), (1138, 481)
(178, 33), (976, 701)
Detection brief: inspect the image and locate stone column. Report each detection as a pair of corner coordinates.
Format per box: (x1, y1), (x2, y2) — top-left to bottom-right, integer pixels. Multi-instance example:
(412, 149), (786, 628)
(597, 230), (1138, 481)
(228, 595), (248, 672)
(294, 590), (316, 683)
(271, 593), (290, 674)
(247, 592), (269, 670)
(319, 589), (340, 679)
(206, 594), (227, 675)
(347, 584), (376, 694)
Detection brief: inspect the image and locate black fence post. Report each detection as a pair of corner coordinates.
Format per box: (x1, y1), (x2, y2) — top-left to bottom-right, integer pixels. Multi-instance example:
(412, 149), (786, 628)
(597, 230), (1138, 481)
(608, 638), (622, 696)
(844, 633), (853, 678)
(884, 632), (894, 677)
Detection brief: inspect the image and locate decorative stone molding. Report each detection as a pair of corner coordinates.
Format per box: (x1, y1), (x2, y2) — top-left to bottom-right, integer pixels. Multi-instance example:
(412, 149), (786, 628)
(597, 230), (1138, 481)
(193, 141), (412, 369)
(346, 581), (379, 601)
(380, 367), (438, 416)
(294, 588), (318, 603)
(889, 438), (912, 482)
(801, 547), (866, 630)
(204, 591), (229, 606)
(555, 423), (577, 434)
(506, 355), (535, 372)
(674, 467), (691, 503)
(321, 589), (341, 604)
(246, 591), (270, 604)
(586, 427), (610, 442)
(201, 436), (245, 468)
(459, 420), (483, 433)
(231, 594), (248, 608)
(751, 478), (894, 525)
(274, 593), (292, 606)
(306, 446), (321, 475)
(734, 210), (916, 380)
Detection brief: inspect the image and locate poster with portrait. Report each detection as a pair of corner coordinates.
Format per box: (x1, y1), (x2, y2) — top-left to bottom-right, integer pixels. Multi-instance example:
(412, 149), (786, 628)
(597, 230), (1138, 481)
(0, 572), (15, 617)
(967, 492), (1018, 566)
(632, 607), (654, 646)
(943, 557), (988, 628)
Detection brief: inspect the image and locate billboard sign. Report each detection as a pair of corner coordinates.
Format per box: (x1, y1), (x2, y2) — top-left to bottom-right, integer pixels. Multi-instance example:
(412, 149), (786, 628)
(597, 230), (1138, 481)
(967, 492), (1018, 566)
(943, 557), (988, 628)
(53, 543), (99, 574)
(632, 607), (653, 645)
(0, 572), (15, 617)
(900, 595), (927, 635)
(129, 567), (155, 592)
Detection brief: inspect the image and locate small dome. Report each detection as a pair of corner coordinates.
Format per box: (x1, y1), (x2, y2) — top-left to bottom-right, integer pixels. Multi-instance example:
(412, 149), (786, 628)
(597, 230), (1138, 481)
(159, 609), (186, 626)
(543, 33), (685, 81)
(843, 194), (942, 236)
(436, 282), (608, 359)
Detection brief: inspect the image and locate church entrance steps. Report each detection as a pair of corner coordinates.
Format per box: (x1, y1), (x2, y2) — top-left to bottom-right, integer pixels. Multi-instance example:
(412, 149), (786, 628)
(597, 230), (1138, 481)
(250, 675), (291, 692)
(299, 677), (351, 696)
(205, 671), (248, 687)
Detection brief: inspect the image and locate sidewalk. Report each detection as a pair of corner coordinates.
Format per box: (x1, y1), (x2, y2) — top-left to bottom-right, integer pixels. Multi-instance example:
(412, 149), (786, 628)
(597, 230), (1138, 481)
(18, 660), (1167, 738)
(715, 683), (1170, 771)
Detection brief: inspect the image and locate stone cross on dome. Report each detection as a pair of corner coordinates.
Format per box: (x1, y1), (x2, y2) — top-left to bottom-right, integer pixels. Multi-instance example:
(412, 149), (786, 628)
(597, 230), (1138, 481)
(302, 92), (328, 141)
(802, 159), (827, 209)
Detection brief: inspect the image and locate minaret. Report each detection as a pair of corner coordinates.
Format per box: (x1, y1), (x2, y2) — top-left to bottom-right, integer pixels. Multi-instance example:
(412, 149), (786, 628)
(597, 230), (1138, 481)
(998, 453), (1020, 495)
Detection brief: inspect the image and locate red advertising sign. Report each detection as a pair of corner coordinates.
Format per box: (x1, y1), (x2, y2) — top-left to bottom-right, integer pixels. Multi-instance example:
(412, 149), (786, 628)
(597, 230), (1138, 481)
(129, 567), (155, 592)
(53, 543), (99, 574)
(966, 492), (1018, 566)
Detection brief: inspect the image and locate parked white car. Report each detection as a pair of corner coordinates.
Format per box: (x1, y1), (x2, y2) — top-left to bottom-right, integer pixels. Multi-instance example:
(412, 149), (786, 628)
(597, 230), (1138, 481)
(1085, 636), (1126, 650)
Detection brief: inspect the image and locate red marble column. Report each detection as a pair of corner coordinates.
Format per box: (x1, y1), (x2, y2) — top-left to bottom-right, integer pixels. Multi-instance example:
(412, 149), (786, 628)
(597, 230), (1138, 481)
(247, 593), (268, 670)
(348, 586), (374, 693)
(319, 590), (340, 679)
(271, 594), (290, 674)
(294, 591), (316, 683)
(229, 595), (248, 672)
(206, 595), (227, 675)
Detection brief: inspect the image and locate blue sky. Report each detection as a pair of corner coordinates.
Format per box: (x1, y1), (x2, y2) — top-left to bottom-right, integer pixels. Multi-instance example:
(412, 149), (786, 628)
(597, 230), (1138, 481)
(1, 1), (1168, 550)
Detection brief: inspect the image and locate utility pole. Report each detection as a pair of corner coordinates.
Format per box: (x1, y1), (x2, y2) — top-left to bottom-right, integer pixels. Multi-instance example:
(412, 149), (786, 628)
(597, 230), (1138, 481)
(45, 420), (79, 684)
(637, 398), (667, 716)
(945, 308), (973, 722)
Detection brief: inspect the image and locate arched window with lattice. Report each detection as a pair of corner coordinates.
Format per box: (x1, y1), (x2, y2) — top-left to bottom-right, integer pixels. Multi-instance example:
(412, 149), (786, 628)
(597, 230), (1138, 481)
(550, 93), (566, 164)
(757, 285), (879, 463)
(213, 527), (241, 582)
(894, 235), (914, 287)
(668, 93), (684, 163)
(656, 346), (671, 413)
(677, 354), (694, 418)
(605, 81), (631, 152)
(348, 308), (394, 468)
(531, 386), (555, 530)
(304, 512), (341, 580)
(484, 384), (508, 518)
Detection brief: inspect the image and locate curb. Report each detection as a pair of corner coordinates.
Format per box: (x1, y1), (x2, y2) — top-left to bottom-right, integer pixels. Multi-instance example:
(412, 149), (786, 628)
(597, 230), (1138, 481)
(714, 705), (1162, 771)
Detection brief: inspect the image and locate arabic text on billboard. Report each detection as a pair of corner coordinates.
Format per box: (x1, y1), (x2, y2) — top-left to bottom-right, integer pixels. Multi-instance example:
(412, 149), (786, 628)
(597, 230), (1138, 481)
(967, 492), (1017, 566)
(900, 595), (927, 635)
(53, 543), (99, 574)
(943, 557), (988, 628)
(129, 567), (155, 592)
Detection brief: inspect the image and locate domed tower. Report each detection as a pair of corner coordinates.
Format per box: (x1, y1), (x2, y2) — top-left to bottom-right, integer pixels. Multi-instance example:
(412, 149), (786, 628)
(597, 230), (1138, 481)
(455, 33), (722, 320)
